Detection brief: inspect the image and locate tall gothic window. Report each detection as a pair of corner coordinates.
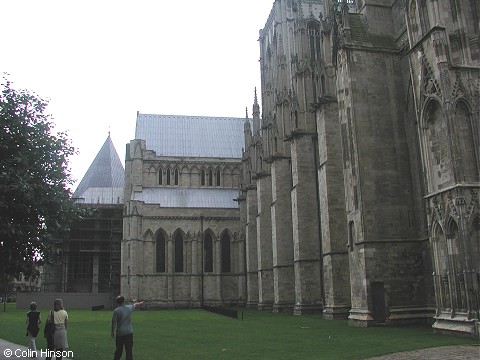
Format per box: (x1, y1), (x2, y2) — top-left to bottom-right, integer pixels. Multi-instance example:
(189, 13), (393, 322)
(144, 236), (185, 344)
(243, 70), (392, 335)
(220, 231), (231, 273)
(159, 169), (163, 185)
(307, 21), (321, 62)
(424, 100), (450, 191)
(156, 232), (166, 273)
(409, 0), (420, 41)
(174, 168), (179, 185)
(174, 232), (184, 273)
(201, 169), (206, 186)
(454, 101), (478, 182)
(204, 232), (213, 273)
(209, 169), (213, 186)
(166, 167), (171, 185)
(216, 169), (221, 186)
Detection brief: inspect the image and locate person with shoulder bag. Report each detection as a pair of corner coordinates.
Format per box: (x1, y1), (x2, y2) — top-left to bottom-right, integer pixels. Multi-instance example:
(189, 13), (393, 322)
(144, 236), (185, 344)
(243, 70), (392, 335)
(43, 306), (55, 360)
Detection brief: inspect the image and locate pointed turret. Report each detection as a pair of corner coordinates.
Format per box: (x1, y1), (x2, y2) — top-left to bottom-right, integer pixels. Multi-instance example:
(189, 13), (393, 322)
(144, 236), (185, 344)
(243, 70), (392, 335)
(244, 106), (252, 150)
(252, 87), (261, 136)
(73, 134), (125, 204)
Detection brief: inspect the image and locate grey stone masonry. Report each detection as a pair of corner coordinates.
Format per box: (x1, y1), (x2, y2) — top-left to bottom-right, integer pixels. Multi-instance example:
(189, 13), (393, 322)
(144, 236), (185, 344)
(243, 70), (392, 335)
(315, 99), (351, 320)
(256, 173), (274, 310)
(271, 157), (295, 312)
(246, 187), (259, 307)
(291, 134), (323, 315)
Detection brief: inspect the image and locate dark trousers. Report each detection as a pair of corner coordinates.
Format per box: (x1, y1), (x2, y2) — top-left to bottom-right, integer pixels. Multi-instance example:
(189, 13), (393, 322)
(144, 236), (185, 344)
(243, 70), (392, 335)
(114, 333), (133, 360)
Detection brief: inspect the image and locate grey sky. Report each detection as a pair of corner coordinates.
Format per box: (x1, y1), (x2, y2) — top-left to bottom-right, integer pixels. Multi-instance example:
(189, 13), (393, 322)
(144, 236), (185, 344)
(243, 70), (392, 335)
(1, 0), (273, 189)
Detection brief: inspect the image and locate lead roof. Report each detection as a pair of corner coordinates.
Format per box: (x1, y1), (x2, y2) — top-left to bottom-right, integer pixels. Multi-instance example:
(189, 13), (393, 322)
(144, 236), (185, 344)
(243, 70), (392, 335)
(73, 135), (125, 205)
(135, 113), (245, 158)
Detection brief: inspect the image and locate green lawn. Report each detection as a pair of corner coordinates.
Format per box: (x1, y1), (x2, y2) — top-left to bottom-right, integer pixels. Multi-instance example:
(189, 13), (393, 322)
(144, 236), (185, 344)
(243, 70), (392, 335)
(1, 304), (477, 359)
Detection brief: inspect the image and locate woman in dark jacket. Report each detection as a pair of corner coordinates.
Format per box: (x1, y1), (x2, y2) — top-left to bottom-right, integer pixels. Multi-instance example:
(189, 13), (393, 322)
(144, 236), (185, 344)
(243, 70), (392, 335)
(26, 302), (41, 355)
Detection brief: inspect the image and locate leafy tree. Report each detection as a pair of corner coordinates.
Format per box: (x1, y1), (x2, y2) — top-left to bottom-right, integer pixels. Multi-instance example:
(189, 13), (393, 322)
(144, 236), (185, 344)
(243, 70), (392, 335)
(0, 76), (80, 283)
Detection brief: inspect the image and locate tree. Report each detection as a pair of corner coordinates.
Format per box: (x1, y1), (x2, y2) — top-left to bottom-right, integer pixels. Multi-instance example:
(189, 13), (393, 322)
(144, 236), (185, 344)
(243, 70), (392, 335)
(0, 76), (80, 283)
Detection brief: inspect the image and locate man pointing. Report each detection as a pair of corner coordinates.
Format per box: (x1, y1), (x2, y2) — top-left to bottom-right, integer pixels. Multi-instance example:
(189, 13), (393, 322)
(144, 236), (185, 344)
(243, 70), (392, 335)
(111, 296), (144, 360)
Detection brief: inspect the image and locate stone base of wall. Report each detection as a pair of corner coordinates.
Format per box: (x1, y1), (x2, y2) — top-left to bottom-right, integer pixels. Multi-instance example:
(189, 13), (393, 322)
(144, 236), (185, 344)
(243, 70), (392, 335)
(323, 305), (350, 320)
(257, 302), (274, 311)
(433, 315), (480, 339)
(388, 306), (435, 325)
(272, 302), (294, 313)
(16, 292), (114, 310)
(348, 308), (375, 327)
(293, 303), (323, 315)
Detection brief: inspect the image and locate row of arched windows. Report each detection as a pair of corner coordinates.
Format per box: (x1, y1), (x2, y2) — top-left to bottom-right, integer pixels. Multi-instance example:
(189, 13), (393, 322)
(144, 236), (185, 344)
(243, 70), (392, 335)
(159, 168), (179, 186)
(201, 169), (221, 187)
(158, 167), (223, 187)
(155, 230), (232, 273)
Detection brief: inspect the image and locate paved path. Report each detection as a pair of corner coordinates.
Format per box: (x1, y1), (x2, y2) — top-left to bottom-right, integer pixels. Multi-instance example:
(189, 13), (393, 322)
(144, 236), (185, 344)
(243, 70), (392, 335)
(0, 339), (72, 360)
(366, 345), (479, 360)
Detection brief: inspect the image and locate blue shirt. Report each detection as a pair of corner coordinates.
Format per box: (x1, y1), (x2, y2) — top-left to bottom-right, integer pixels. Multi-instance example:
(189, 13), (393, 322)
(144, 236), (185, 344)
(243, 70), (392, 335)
(112, 304), (134, 336)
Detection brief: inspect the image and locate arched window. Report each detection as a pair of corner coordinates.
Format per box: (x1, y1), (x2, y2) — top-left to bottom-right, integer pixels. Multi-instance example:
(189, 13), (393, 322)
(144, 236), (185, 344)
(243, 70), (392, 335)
(454, 102), (478, 182)
(432, 222), (450, 310)
(348, 221), (355, 251)
(216, 169), (221, 187)
(166, 167), (171, 185)
(204, 232), (213, 273)
(434, 223), (448, 275)
(221, 231), (231, 273)
(201, 169), (206, 186)
(409, 0), (420, 40)
(209, 169), (213, 186)
(307, 21), (321, 62)
(174, 168), (179, 185)
(159, 169), (163, 185)
(448, 220), (463, 275)
(448, 220), (467, 311)
(156, 232), (166, 273)
(174, 232), (184, 273)
(424, 100), (450, 191)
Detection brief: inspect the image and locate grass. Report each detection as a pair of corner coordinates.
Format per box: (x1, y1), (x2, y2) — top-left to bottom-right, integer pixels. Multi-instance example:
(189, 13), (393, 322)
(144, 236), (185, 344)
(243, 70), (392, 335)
(0, 303), (478, 359)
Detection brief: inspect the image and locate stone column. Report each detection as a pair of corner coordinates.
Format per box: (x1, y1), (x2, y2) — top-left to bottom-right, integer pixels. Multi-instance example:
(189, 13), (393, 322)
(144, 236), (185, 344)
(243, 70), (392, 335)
(215, 237), (222, 304)
(316, 99), (351, 319)
(167, 235), (173, 304)
(190, 234), (200, 304)
(245, 186), (259, 307)
(256, 173), (274, 310)
(291, 134), (323, 314)
(271, 157), (295, 312)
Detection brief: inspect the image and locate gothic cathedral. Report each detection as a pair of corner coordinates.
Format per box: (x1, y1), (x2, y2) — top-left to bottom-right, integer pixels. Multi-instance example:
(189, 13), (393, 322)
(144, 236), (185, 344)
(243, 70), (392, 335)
(122, 0), (479, 338)
(239, 0), (479, 337)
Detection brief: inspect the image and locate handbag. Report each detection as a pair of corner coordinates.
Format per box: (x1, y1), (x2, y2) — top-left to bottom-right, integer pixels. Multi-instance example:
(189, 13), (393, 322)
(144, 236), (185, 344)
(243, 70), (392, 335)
(44, 311), (55, 337)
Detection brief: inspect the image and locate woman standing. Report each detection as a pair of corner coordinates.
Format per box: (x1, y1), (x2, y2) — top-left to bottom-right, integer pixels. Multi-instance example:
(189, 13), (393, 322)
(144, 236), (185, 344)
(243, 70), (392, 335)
(26, 302), (41, 355)
(53, 299), (69, 360)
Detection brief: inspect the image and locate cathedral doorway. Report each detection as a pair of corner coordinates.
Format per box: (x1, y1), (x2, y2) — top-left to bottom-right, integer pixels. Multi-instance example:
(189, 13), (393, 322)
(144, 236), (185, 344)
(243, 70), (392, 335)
(371, 282), (386, 323)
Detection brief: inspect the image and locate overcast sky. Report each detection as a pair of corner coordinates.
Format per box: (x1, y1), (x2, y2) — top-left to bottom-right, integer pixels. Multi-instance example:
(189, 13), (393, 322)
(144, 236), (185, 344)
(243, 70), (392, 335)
(1, 0), (274, 190)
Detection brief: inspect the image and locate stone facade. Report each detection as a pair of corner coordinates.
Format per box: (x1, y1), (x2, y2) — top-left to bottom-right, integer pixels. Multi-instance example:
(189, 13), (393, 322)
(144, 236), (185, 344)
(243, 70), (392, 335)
(122, 115), (246, 308)
(239, 0), (479, 338)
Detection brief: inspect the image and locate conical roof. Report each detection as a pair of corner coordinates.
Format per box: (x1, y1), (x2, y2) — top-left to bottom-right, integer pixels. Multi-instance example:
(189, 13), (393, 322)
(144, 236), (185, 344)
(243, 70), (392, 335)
(73, 135), (125, 205)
